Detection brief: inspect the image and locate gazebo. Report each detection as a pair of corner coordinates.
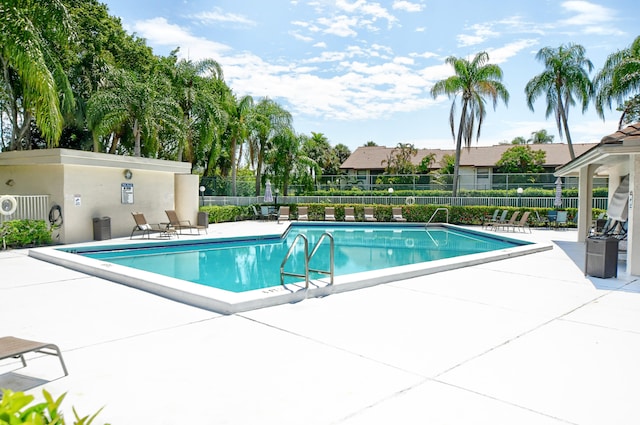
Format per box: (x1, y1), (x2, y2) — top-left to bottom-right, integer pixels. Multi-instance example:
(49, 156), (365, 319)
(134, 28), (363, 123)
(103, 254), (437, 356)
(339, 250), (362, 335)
(554, 122), (640, 275)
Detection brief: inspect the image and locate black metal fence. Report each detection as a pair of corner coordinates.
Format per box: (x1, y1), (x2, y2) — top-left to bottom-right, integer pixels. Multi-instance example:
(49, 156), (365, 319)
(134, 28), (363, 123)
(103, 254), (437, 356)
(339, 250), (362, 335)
(200, 173), (608, 196)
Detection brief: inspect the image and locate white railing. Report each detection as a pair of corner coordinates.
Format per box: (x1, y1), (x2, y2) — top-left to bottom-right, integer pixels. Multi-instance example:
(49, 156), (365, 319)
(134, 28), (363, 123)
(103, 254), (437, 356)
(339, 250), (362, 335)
(203, 195), (608, 210)
(0, 195), (50, 224)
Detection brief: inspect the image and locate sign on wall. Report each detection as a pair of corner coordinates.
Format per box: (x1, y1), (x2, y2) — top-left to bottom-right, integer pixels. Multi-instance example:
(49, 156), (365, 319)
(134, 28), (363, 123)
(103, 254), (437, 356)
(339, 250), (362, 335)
(121, 183), (134, 204)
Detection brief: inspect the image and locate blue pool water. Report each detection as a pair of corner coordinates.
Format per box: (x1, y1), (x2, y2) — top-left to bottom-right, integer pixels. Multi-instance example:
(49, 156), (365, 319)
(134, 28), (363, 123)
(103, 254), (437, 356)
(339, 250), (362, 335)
(66, 224), (527, 293)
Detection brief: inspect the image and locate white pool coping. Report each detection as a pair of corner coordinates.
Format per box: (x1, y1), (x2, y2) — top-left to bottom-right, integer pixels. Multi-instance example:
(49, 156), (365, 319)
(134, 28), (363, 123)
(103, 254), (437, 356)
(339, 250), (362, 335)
(29, 223), (552, 315)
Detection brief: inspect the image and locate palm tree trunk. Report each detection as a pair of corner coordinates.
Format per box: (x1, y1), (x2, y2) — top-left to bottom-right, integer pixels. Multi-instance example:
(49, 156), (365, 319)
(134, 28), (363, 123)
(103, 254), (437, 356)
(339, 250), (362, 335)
(559, 102), (575, 159)
(452, 102), (468, 197)
(133, 119), (141, 157)
(230, 138), (237, 196)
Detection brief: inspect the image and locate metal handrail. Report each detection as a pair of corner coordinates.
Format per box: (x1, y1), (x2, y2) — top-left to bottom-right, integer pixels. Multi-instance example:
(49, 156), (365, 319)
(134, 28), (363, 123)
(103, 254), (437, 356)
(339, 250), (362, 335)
(280, 234), (309, 288)
(308, 232), (334, 285)
(280, 232), (335, 289)
(427, 207), (449, 225)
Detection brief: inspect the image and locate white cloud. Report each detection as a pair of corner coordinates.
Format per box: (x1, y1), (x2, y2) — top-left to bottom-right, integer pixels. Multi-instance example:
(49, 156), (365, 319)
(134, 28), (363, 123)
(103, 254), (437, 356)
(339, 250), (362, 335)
(392, 1), (424, 12)
(558, 1), (625, 36)
(290, 31), (314, 42)
(190, 7), (255, 26)
(133, 17), (231, 56)
(457, 23), (500, 47)
(313, 41), (328, 48)
(317, 15), (359, 37)
(486, 39), (539, 64)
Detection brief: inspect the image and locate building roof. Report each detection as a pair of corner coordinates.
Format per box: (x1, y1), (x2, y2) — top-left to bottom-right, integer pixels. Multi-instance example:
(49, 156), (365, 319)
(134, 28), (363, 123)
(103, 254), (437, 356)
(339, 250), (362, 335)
(340, 143), (598, 171)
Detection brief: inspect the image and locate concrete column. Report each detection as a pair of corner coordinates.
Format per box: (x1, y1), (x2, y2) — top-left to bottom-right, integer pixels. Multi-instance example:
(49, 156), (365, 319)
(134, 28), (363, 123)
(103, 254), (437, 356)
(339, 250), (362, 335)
(627, 155), (640, 275)
(174, 174), (199, 223)
(577, 164), (595, 242)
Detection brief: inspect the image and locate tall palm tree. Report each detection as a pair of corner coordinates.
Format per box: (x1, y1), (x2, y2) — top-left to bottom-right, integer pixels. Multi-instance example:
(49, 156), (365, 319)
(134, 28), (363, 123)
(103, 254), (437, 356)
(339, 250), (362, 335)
(220, 91), (253, 196)
(87, 67), (182, 156)
(525, 44), (593, 160)
(593, 35), (640, 129)
(430, 51), (509, 196)
(247, 98), (292, 196)
(0, 0), (74, 149)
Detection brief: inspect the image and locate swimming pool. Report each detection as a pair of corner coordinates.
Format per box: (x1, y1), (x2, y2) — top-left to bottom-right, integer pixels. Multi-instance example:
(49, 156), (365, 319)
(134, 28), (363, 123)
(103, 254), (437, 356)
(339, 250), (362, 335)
(30, 222), (552, 314)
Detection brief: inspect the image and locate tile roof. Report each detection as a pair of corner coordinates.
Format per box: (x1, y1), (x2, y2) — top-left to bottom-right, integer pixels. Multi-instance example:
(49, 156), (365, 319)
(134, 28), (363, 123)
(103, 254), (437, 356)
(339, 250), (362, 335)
(340, 143), (598, 170)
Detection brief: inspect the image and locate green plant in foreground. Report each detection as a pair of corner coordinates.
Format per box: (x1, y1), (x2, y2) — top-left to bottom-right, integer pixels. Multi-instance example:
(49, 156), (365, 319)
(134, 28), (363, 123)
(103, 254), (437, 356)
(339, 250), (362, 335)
(0, 389), (107, 425)
(0, 220), (52, 248)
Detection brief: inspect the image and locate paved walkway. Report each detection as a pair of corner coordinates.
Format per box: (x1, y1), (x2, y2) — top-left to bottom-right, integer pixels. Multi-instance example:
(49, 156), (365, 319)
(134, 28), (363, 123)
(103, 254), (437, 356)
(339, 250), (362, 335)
(1, 223), (639, 425)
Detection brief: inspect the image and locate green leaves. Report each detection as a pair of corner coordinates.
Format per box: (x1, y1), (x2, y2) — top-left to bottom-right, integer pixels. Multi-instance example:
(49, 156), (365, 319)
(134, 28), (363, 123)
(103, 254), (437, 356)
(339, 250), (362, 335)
(0, 389), (106, 425)
(0, 219), (52, 248)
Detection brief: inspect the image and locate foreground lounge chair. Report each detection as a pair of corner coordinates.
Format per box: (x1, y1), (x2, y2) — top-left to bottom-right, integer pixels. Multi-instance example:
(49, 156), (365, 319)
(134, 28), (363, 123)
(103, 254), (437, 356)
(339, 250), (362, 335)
(165, 210), (202, 234)
(297, 206), (308, 221)
(0, 336), (68, 376)
(344, 207), (356, 222)
(364, 207), (377, 222)
(131, 212), (175, 239)
(324, 207), (336, 221)
(277, 206), (290, 223)
(391, 207), (406, 222)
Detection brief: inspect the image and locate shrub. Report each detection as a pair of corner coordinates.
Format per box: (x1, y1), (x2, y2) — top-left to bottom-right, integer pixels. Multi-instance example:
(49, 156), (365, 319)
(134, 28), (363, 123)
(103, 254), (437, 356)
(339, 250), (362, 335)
(0, 219), (52, 248)
(0, 388), (106, 424)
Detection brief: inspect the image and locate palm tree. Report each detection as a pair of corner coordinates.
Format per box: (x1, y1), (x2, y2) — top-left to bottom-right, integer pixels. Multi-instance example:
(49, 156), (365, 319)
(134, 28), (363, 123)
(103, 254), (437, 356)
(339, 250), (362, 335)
(247, 98), (292, 196)
(166, 55), (226, 163)
(87, 67), (182, 156)
(525, 44), (593, 160)
(430, 51), (509, 196)
(0, 0), (74, 149)
(528, 129), (554, 144)
(593, 35), (640, 129)
(220, 91), (253, 196)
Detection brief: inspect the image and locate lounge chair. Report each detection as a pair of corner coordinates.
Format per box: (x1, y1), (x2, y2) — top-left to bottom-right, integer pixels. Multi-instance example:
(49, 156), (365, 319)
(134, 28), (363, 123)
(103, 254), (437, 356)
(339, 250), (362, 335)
(495, 211), (520, 231)
(391, 207), (406, 222)
(546, 210), (558, 229)
(482, 209), (500, 228)
(364, 207), (377, 222)
(297, 206), (308, 221)
(324, 207), (336, 221)
(555, 211), (568, 230)
(131, 212), (175, 239)
(251, 205), (262, 220)
(165, 210), (202, 234)
(485, 210), (508, 230)
(0, 336), (68, 376)
(344, 207), (356, 222)
(277, 206), (290, 223)
(512, 211), (531, 233)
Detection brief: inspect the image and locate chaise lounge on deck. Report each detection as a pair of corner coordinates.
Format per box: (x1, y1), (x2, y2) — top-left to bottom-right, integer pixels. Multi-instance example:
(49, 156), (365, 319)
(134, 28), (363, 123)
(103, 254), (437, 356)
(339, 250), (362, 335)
(0, 336), (68, 376)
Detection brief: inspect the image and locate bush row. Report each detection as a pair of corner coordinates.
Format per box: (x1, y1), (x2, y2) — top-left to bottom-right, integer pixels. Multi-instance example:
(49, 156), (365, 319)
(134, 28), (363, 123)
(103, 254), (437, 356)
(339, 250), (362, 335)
(200, 204), (606, 227)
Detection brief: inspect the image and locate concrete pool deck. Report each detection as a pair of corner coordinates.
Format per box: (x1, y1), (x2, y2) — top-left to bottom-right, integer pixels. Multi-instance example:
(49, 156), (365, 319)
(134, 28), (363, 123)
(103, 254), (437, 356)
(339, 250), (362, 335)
(2, 221), (640, 424)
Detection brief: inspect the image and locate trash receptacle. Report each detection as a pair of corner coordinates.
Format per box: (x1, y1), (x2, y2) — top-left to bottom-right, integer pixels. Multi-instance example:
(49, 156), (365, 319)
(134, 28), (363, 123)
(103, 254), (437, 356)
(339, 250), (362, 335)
(197, 211), (208, 227)
(585, 236), (618, 278)
(92, 217), (111, 241)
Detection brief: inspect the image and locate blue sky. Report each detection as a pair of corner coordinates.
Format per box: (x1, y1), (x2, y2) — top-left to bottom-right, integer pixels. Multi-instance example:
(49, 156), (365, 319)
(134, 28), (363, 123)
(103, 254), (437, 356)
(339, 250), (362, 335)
(101, 0), (638, 151)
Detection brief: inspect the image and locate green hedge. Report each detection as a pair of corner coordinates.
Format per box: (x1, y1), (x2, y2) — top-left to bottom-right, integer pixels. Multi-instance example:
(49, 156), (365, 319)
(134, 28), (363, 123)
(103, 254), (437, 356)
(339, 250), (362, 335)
(199, 204), (605, 227)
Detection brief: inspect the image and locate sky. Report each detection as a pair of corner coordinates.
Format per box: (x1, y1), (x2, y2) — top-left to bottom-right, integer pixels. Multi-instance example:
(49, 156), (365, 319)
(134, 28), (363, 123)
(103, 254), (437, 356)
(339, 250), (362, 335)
(100, 0), (639, 152)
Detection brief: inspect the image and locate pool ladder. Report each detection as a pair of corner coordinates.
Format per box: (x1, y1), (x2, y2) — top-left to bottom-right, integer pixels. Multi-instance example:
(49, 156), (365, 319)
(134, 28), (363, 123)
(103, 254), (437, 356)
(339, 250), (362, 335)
(426, 207), (449, 225)
(280, 232), (334, 289)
